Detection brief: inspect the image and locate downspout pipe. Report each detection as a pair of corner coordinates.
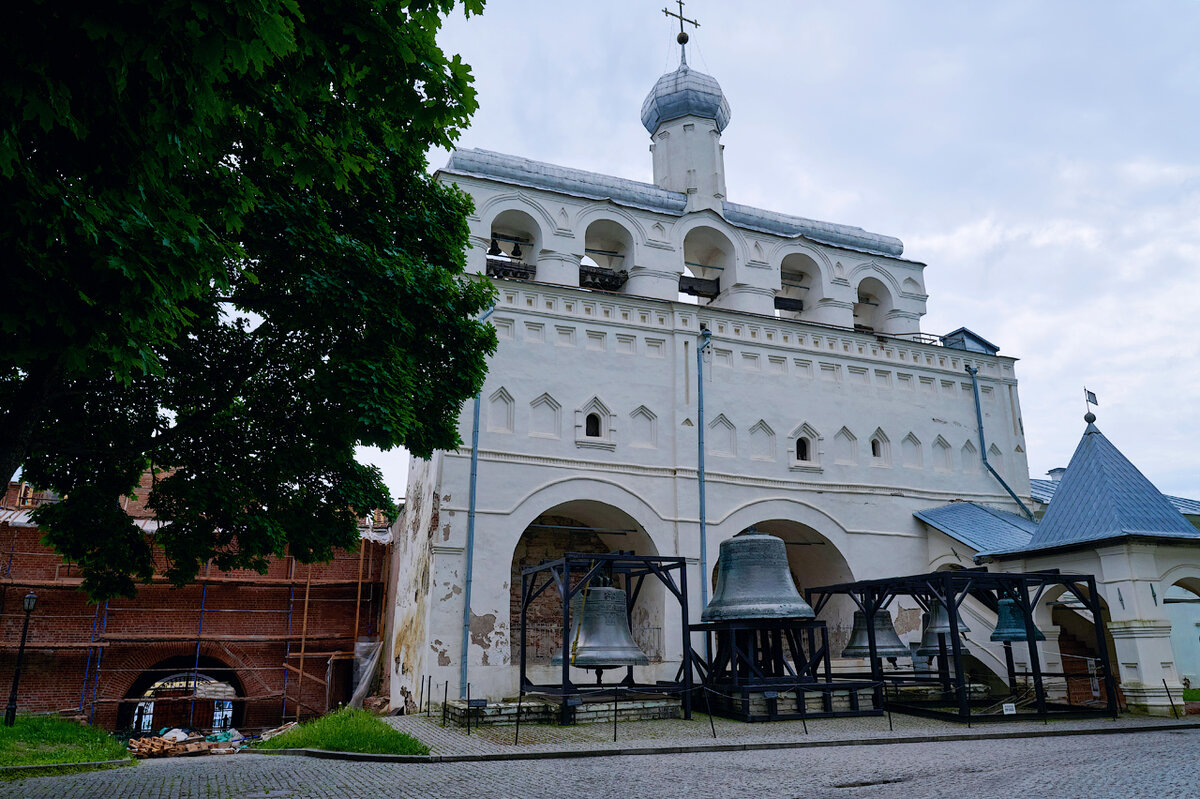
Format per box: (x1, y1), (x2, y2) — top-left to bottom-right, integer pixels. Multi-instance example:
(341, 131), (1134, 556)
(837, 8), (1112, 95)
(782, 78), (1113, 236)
(461, 305), (495, 699)
(966, 365), (1034, 521)
(696, 328), (713, 624)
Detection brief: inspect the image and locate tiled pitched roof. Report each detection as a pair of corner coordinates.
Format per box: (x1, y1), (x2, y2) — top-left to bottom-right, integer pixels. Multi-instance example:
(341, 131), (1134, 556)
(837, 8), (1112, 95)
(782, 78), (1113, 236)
(914, 502), (1036, 554)
(1005, 422), (1199, 555)
(1030, 477), (1200, 517)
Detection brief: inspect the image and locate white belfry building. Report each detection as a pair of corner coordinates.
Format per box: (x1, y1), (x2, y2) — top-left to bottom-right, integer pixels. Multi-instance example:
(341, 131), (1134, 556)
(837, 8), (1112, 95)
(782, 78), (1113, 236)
(387, 42), (1199, 714)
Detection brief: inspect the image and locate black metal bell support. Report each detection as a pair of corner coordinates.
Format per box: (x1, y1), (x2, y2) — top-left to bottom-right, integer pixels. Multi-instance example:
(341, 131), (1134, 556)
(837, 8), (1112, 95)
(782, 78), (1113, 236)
(702, 527), (815, 622)
(990, 597), (1046, 642)
(551, 592), (585, 666)
(841, 609), (912, 661)
(916, 599), (971, 657)
(569, 585), (649, 682)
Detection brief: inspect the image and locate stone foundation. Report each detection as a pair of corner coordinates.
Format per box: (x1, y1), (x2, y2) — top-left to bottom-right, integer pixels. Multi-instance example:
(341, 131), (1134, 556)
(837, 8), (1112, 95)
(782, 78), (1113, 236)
(441, 697), (682, 727)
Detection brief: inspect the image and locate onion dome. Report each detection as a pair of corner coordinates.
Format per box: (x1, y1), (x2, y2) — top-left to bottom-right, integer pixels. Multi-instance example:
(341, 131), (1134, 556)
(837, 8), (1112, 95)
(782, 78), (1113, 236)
(640, 49), (731, 134)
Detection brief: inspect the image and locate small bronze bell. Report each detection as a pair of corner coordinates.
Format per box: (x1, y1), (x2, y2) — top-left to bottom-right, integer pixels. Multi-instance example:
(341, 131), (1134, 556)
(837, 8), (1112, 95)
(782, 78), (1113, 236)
(510, 241), (523, 259)
(487, 238), (502, 256)
(841, 609), (911, 660)
(990, 597), (1045, 642)
(701, 527), (815, 622)
(916, 600), (971, 657)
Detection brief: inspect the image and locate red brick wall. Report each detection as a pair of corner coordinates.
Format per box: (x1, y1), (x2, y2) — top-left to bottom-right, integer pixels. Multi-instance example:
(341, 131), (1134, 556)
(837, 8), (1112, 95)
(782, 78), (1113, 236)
(0, 519), (387, 730)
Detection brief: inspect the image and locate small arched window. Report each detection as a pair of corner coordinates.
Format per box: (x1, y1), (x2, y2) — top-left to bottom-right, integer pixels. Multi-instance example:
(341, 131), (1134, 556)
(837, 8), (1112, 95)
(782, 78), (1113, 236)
(796, 438), (810, 462)
(871, 438), (882, 458)
(585, 413), (601, 438)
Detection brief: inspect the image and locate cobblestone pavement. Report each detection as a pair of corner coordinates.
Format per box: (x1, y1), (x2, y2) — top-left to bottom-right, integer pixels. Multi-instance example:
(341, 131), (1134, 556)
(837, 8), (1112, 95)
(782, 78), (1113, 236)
(4, 728), (1198, 798)
(4, 726), (1198, 798)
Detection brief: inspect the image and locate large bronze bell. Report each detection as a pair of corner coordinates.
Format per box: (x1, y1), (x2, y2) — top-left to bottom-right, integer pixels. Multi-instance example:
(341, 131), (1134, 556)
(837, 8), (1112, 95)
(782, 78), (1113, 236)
(841, 610), (911, 660)
(915, 600), (971, 657)
(702, 527), (815, 622)
(569, 586), (650, 670)
(990, 597), (1045, 642)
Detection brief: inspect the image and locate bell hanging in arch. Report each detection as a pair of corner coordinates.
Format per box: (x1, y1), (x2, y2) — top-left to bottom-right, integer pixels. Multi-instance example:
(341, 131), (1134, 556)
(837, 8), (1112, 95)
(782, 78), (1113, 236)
(569, 584), (649, 671)
(990, 597), (1045, 642)
(702, 527), (815, 622)
(916, 600), (971, 657)
(841, 610), (912, 660)
(487, 237), (503, 256)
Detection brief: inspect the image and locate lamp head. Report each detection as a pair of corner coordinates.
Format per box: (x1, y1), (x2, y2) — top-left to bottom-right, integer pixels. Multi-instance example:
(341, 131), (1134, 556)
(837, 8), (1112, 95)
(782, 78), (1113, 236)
(22, 593), (36, 613)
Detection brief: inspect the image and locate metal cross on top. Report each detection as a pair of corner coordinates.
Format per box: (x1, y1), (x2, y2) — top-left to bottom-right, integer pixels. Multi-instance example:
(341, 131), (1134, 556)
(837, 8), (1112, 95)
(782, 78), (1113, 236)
(663, 0), (700, 43)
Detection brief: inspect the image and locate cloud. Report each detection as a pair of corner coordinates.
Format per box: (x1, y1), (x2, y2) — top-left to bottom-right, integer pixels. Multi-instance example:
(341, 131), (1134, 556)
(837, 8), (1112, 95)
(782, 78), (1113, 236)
(388, 1), (1200, 502)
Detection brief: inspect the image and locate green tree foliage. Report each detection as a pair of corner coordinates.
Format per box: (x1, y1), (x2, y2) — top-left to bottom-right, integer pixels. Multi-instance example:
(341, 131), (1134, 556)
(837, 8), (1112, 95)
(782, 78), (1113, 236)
(0, 0), (496, 598)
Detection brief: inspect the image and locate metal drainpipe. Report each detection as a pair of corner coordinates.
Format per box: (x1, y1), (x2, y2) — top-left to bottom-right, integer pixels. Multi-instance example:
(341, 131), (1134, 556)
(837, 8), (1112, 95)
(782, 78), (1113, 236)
(461, 305), (495, 699)
(966, 365), (1034, 521)
(696, 328), (713, 637)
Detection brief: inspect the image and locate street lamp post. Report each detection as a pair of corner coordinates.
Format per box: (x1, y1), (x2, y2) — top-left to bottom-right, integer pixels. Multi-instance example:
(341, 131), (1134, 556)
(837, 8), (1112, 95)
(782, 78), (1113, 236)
(4, 592), (37, 727)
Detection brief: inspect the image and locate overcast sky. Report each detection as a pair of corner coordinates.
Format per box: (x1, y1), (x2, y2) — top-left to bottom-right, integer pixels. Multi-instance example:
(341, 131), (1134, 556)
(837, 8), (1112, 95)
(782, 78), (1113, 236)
(361, 0), (1200, 501)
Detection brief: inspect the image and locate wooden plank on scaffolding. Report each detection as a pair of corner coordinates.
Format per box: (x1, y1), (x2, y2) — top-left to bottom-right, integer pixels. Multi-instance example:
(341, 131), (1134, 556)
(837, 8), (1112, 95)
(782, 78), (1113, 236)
(283, 663), (327, 687)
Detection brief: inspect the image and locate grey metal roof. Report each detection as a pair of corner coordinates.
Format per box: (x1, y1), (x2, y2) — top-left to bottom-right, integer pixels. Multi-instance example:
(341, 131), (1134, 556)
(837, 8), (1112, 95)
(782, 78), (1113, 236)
(1001, 422), (1200, 556)
(442, 149), (906, 258)
(914, 502), (1036, 554)
(443, 148), (688, 215)
(1029, 477), (1200, 517)
(640, 53), (731, 133)
(722, 202), (905, 257)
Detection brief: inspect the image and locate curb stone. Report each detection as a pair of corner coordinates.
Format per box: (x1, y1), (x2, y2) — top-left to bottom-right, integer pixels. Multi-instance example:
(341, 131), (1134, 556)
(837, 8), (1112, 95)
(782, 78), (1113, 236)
(250, 720), (1200, 764)
(0, 759), (134, 776)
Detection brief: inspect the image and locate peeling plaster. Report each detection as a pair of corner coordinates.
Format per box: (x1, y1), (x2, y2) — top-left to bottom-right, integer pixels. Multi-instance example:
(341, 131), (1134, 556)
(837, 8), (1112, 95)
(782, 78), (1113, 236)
(470, 611), (498, 649)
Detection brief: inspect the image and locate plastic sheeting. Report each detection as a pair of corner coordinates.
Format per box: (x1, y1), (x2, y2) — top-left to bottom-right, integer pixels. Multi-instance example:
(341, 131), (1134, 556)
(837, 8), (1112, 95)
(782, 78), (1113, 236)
(349, 640), (382, 708)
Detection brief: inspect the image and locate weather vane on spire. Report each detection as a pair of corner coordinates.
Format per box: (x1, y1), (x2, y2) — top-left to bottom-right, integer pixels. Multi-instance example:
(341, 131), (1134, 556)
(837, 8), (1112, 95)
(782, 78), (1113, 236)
(663, 1), (700, 46)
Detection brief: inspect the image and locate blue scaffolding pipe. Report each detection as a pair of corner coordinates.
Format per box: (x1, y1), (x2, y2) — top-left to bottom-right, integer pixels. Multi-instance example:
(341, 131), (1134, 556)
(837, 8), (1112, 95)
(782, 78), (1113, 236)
(282, 557), (296, 719)
(78, 603), (101, 712)
(88, 601), (109, 725)
(189, 582), (208, 728)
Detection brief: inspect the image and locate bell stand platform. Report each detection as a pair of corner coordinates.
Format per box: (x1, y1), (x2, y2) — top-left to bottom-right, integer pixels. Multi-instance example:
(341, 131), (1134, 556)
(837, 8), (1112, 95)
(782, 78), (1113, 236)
(689, 618), (883, 723)
(518, 552), (693, 725)
(808, 568), (1120, 723)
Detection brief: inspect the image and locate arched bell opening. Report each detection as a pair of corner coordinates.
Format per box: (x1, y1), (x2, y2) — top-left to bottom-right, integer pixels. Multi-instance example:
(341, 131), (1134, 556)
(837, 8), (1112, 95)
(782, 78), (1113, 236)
(747, 520), (857, 654)
(487, 208), (543, 279)
(1037, 584), (1122, 708)
(509, 500), (663, 668)
(581, 219), (633, 291)
(1165, 577), (1200, 691)
(776, 252), (823, 321)
(118, 655), (244, 733)
(679, 225), (734, 304)
(852, 276), (895, 334)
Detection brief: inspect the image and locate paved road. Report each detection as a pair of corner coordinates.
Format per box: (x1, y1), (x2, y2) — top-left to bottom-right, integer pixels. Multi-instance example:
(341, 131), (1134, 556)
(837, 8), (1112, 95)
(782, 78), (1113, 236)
(4, 730), (1197, 798)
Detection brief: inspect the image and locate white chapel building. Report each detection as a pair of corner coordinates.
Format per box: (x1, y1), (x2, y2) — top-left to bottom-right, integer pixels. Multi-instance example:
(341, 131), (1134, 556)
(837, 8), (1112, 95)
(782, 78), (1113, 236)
(386, 38), (1200, 715)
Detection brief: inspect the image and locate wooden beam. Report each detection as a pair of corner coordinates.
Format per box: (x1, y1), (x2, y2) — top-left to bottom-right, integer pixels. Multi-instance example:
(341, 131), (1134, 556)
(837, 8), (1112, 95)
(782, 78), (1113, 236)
(283, 663), (327, 687)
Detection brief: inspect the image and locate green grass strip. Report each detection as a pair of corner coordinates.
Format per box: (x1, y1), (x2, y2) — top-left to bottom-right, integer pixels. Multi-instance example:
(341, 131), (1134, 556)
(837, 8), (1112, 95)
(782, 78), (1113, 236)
(0, 715), (131, 768)
(254, 707), (428, 755)
(1182, 688), (1200, 702)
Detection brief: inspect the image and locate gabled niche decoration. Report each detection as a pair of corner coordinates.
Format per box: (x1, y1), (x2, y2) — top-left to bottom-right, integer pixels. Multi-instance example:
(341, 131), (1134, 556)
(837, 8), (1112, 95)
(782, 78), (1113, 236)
(575, 396), (616, 451)
(788, 422), (822, 473)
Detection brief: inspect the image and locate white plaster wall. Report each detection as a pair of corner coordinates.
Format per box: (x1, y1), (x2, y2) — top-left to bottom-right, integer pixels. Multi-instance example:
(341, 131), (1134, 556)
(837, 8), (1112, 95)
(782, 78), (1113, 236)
(390, 272), (1029, 701)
